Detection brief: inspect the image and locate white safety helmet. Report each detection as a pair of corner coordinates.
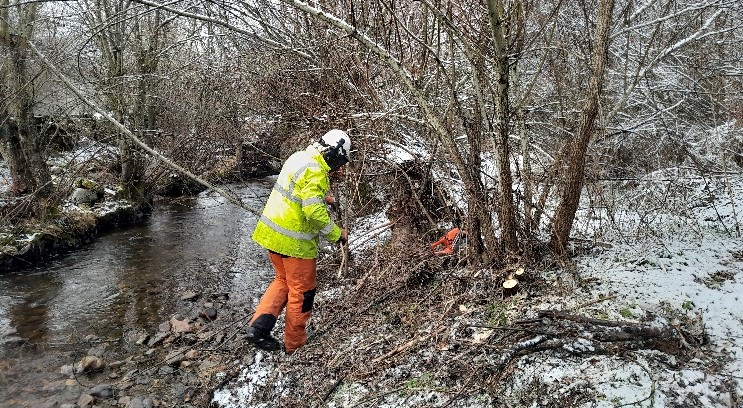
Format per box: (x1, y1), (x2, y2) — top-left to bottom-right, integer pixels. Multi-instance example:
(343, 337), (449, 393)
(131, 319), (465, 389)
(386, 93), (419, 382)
(317, 129), (352, 171)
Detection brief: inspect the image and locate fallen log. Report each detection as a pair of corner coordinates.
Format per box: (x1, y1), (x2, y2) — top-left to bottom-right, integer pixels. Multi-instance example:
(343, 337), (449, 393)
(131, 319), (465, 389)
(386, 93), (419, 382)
(489, 309), (698, 369)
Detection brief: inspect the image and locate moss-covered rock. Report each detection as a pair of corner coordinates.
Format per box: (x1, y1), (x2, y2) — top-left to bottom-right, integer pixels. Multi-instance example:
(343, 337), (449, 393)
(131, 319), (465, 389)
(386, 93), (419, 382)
(0, 201), (146, 272)
(70, 178), (105, 205)
(75, 178), (104, 195)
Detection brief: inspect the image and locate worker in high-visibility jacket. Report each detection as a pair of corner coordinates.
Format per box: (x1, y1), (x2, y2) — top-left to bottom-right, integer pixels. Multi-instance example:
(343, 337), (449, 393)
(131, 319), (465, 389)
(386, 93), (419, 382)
(246, 129), (351, 353)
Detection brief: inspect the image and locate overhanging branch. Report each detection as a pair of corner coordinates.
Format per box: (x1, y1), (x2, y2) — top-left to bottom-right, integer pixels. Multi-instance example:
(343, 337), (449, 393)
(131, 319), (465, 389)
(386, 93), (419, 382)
(27, 40), (262, 217)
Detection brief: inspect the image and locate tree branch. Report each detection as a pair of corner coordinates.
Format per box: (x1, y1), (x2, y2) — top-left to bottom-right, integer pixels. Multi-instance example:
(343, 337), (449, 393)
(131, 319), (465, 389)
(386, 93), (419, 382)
(27, 39), (261, 217)
(128, 0), (317, 62)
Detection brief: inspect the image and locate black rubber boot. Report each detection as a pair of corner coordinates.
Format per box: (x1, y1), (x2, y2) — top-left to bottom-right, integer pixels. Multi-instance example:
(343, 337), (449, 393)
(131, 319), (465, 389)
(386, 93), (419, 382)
(245, 326), (281, 351)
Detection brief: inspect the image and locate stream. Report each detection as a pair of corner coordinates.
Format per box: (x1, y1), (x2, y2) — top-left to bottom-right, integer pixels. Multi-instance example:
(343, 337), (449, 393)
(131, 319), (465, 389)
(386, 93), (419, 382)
(0, 180), (274, 406)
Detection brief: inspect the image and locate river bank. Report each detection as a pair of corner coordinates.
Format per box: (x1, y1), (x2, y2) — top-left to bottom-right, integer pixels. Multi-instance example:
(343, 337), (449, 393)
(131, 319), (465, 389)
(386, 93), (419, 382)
(0, 201), (148, 272)
(2, 173), (741, 407)
(211, 175), (743, 407)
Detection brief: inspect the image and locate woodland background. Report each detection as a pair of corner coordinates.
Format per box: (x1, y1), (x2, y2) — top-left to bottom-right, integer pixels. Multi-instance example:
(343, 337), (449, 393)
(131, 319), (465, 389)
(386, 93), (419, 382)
(1, 0), (741, 263)
(1, 1), (742, 406)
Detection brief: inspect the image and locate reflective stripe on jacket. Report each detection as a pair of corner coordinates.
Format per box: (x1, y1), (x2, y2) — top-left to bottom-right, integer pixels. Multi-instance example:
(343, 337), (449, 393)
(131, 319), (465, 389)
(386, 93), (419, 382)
(252, 145), (341, 259)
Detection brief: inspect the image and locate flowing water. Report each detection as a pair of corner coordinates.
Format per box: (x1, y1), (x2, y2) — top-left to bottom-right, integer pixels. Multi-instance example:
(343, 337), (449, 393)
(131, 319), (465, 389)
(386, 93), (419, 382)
(0, 181), (274, 405)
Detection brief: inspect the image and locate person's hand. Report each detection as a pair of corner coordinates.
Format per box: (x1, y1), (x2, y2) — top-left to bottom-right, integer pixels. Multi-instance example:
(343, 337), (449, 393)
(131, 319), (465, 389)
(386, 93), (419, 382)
(338, 228), (348, 245)
(326, 194), (340, 212)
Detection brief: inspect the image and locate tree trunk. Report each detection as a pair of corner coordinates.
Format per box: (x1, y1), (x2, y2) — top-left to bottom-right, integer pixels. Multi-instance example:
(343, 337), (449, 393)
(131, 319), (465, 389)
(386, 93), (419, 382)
(0, 115), (34, 194)
(550, 0), (615, 255)
(485, 0), (518, 255)
(91, 1), (163, 204)
(0, 2), (51, 197)
(455, 35), (499, 265)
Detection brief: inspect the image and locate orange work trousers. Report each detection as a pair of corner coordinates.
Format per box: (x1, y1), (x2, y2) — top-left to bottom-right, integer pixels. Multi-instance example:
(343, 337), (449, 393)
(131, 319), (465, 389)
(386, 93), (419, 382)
(249, 251), (317, 353)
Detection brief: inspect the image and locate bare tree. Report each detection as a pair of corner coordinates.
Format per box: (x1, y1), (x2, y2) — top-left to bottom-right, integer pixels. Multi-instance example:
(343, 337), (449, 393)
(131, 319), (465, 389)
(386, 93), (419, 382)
(0, 0), (51, 197)
(550, 0), (616, 254)
(485, 0), (518, 254)
(76, 0), (175, 201)
(37, 0), (738, 264)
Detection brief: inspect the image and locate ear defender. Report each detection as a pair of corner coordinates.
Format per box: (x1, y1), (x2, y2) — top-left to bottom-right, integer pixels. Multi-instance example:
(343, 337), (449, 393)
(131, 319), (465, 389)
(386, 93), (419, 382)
(322, 138), (349, 171)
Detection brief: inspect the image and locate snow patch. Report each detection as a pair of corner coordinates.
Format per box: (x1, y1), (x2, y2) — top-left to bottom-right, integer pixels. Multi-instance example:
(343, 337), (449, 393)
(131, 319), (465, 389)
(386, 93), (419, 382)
(211, 351), (285, 407)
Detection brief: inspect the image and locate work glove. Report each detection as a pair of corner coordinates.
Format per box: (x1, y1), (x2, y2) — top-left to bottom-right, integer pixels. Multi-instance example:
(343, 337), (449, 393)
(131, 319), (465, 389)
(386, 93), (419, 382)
(326, 194), (339, 212)
(338, 228), (348, 245)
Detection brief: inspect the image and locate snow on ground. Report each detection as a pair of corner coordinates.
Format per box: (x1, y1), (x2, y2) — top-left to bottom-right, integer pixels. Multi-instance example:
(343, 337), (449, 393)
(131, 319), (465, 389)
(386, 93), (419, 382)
(47, 136), (119, 170)
(502, 231), (743, 407)
(0, 136), (118, 197)
(502, 174), (743, 407)
(212, 156), (743, 406)
(0, 161), (10, 195)
(212, 351), (285, 408)
(348, 210), (392, 256)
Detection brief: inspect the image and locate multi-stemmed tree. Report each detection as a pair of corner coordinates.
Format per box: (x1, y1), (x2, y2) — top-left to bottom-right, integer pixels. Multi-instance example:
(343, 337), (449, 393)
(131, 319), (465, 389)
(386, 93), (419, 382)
(0, 1), (51, 198)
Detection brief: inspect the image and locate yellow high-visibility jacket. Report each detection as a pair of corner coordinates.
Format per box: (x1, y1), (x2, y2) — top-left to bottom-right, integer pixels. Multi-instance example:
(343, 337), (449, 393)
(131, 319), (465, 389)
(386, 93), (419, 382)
(252, 145), (341, 258)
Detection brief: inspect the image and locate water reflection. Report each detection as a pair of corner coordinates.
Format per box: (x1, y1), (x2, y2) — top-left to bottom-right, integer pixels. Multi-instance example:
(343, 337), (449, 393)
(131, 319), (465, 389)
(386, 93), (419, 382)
(11, 303), (50, 343)
(0, 181), (272, 352)
(0, 270), (64, 344)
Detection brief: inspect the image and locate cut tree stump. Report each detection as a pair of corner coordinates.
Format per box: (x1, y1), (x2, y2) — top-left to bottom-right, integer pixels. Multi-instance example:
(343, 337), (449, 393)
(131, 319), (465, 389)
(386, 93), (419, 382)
(502, 267), (525, 297)
(502, 278), (519, 296)
(514, 266), (525, 277)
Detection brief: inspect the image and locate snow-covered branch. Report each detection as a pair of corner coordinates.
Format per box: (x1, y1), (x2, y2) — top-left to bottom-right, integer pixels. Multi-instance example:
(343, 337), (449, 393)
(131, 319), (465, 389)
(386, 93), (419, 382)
(278, 0), (467, 186)
(607, 7), (726, 122)
(613, 0), (724, 39)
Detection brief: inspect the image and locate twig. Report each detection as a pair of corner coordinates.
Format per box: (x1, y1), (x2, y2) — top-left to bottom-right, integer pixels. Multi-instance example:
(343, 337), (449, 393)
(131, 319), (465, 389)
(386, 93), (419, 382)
(364, 282), (406, 311)
(371, 326), (445, 365)
(337, 241), (349, 279)
(514, 318), (543, 325)
(349, 386), (407, 408)
(329, 197), (349, 279)
(202, 311), (253, 351)
(717, 372), (743, 380)
(722, 155), (741, 238)
(574, 294), (617, 310)
(440, 373), (479, 408)
(615, 359), (656, 408)
(322, 375), (346, 402)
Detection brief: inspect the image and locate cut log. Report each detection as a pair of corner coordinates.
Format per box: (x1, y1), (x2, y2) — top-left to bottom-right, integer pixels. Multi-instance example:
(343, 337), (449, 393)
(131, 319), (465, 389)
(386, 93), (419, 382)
(514, 266), (525, 276)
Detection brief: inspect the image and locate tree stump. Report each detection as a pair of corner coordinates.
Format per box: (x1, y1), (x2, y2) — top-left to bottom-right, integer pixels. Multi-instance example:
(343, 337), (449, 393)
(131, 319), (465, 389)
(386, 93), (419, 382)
(503, 277), (519, 296)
